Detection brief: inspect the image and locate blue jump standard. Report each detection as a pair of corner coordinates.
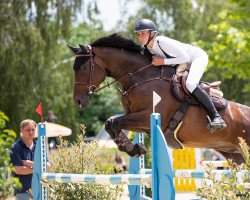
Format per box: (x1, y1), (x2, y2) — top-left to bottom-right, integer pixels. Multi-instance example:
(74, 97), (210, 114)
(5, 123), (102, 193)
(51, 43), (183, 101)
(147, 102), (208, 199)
(32, 113), (175, 200)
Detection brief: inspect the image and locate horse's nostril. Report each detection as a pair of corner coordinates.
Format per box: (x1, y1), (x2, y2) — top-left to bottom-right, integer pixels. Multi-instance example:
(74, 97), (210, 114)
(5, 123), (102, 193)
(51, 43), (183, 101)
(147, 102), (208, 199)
(77, 99), (81, 106)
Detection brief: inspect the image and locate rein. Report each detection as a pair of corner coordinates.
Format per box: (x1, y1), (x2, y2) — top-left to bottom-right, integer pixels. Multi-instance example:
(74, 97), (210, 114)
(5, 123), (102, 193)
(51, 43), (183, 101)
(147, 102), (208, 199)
(94, 64), (152, 94)
(74, 48), (153, 95)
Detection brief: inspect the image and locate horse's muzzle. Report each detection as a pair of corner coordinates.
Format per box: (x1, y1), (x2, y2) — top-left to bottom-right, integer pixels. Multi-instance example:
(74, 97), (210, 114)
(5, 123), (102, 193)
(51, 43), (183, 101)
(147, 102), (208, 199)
(75, 94), (89, 109)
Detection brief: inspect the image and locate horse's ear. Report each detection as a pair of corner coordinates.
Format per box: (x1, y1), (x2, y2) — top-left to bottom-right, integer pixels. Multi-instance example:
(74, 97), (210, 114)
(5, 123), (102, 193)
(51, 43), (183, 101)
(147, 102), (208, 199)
(67, 44), (79, 54)
(79, 44), (90, 54)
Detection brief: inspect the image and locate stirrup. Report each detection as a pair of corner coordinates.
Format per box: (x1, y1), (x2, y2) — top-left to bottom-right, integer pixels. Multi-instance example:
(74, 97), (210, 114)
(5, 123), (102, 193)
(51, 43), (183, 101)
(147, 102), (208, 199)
(207, 122), (227, 133)
(206, 115), (227, 133)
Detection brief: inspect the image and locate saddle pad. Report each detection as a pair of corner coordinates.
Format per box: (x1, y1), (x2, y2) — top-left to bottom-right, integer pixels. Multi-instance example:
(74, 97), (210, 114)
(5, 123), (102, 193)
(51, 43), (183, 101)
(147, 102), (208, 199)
(171, 74), (228, 111)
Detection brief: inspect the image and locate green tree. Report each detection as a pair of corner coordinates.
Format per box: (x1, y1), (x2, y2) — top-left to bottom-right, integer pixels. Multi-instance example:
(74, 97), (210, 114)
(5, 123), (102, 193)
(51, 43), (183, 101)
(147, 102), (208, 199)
(0, 0), (103, 136)
(198, 0), (250, 105)
(123, 0), (232, 42)
(78, 85), (124, 136)
(0, 111), (21, 199)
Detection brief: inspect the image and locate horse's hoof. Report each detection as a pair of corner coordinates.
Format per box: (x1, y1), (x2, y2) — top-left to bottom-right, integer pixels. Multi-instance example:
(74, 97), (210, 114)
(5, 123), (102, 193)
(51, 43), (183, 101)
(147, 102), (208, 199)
(127, 144), (148, 157)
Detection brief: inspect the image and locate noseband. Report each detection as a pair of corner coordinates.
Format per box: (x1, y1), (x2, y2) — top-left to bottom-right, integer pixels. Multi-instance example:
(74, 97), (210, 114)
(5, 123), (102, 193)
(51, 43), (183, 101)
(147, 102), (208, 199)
(74, 47), (106, 95)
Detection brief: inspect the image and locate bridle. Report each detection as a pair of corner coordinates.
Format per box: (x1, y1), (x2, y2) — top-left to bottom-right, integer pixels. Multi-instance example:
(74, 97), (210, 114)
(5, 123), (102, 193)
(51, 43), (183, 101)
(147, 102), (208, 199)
(74, 47), (154, 96)
(74, 47), (107, 95)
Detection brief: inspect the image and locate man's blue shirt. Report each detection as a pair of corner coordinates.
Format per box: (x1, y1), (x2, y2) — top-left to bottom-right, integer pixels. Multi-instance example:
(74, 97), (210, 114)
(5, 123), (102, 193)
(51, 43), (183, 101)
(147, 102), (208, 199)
(10, 139), (36, 195)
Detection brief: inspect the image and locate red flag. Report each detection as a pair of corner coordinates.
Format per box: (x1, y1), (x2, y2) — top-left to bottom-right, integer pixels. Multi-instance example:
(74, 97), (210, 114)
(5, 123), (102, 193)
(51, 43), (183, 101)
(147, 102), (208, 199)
(35, 103), (43, 122)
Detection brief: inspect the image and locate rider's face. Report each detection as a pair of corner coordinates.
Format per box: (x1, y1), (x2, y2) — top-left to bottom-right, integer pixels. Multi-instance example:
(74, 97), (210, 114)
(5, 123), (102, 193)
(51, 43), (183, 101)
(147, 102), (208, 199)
(136, 31), (150, 46)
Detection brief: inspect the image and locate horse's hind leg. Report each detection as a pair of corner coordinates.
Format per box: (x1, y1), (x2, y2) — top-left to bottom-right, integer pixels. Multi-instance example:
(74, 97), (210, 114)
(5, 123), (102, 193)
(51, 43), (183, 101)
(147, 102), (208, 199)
(105, 112), (149, 157)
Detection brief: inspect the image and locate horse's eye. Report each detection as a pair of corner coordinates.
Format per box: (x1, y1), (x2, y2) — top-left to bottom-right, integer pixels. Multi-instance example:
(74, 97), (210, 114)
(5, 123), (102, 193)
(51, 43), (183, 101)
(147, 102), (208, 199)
(80, 64), (88, 72)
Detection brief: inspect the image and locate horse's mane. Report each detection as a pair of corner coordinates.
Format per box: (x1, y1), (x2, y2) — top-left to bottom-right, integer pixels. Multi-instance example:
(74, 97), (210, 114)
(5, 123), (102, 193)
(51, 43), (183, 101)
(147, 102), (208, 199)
(91, 33), (143, 54)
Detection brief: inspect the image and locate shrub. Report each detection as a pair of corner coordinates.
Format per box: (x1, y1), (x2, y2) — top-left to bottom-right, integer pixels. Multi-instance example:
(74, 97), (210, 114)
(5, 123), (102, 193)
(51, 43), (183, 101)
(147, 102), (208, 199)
(197, 138), (250, 200)
(48, 134), (124, 200)
(0, 111), (21, 199)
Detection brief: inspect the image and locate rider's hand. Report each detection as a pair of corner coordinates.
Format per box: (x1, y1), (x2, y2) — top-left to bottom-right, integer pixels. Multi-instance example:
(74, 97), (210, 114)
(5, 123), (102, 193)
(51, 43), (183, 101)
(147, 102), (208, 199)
(151, 56), (164, 66)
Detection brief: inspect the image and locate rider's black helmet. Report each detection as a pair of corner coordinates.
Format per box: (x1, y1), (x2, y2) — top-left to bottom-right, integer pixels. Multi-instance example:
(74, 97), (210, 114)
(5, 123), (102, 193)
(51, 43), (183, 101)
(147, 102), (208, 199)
(134, 19), (157, 33)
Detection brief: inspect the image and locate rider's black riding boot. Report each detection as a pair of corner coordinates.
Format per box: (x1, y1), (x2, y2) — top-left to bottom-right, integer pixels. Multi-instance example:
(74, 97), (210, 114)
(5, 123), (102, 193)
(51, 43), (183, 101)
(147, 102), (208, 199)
(192, 86), (227, 133)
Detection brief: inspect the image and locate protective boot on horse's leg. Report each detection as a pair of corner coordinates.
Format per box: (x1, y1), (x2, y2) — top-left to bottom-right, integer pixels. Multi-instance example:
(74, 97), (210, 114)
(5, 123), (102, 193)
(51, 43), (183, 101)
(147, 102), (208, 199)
(192, 86), (227, 132)
(105, 118), (134, 152)
(105, 116), (147, 157)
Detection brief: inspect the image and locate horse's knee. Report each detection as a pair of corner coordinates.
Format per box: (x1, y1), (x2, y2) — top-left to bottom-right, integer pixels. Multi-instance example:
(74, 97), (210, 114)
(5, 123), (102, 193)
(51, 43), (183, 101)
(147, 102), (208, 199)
(104, 118), (121, 135)
(105, 119), (115, 138)
(110, 118), (121, 133)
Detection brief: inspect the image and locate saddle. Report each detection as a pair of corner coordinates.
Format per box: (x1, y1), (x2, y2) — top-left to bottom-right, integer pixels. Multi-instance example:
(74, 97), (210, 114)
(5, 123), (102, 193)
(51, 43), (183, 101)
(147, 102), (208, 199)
(172, 63), (228, 111)
(164, 63), (228, 149)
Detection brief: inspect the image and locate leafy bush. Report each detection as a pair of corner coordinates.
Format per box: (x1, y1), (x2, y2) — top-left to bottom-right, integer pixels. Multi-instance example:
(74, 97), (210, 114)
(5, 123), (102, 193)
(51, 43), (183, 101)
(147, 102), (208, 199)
(197, 138), (250, 200)
(48, 134), (124, 200)
(0, 111), (21, 199)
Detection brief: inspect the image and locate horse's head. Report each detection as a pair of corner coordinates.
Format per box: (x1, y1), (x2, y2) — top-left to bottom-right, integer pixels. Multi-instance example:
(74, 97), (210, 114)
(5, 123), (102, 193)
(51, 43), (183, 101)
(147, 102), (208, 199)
(68, 44), (106, 109)
(69, 33), (149, 109)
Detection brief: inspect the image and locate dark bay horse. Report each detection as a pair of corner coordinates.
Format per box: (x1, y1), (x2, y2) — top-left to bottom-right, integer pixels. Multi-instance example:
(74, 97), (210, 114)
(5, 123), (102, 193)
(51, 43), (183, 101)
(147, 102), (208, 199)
(69, 33), (250, 164)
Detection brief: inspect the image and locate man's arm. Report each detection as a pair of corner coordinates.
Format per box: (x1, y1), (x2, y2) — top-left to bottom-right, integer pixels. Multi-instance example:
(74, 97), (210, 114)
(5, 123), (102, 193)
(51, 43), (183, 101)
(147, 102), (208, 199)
(22, 160), (33, 168)
(10, 145), (34, 175)
(14, 161), (51, 174)
(13, 165), (33, 175)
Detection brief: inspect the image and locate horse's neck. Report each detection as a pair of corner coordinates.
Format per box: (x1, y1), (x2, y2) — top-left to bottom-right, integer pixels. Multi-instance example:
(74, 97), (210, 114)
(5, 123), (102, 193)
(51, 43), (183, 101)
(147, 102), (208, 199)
(96, 48), (148, 80)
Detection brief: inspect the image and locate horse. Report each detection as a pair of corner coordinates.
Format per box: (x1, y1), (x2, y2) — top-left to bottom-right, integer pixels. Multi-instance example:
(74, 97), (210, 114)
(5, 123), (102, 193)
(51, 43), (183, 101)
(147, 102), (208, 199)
(68, 33), (250, 164)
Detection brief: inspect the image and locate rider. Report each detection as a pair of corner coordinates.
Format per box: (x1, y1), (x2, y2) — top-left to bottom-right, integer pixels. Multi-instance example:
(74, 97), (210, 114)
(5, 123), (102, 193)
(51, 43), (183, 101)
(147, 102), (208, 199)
(134, 19), (227, 132)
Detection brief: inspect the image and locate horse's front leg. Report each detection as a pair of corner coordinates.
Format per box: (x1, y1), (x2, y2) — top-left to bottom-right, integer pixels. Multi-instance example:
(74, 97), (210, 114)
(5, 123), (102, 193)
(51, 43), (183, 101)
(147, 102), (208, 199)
(104, 111), (149, 157)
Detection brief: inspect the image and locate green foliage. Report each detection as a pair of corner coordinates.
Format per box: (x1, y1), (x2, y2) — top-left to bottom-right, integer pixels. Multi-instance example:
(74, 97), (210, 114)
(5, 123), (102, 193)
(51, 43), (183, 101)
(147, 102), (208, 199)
(125, 0), (232, 42)
(0, 0), (124, 140)
(48, 135), (124, 199)
(197, 2), (250, 105)
(79, 83), (124, 136)
(0, 111), (21, 199)
(197, 138), (250, 200)
(0, 0), (102, 138)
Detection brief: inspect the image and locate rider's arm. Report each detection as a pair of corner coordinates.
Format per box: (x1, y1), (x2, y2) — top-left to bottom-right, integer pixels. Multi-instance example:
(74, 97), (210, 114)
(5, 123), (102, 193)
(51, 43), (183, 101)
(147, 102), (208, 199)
(158, 37), (190, 65)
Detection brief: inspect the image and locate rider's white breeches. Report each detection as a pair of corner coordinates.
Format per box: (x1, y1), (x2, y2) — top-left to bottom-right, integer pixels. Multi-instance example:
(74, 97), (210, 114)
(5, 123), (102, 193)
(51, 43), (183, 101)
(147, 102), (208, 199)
(186, 53), (208, 93)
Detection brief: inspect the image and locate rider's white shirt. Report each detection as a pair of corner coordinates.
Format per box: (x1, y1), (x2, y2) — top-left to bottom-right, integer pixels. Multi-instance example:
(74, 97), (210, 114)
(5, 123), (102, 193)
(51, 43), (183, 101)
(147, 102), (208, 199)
(148, 36), (206, 65)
